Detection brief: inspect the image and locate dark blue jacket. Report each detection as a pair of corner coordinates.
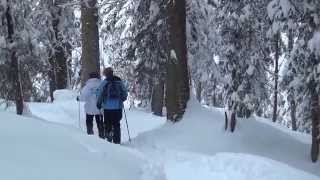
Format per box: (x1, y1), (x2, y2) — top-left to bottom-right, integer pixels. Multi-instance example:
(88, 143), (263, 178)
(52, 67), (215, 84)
(96, 76), (128, 110)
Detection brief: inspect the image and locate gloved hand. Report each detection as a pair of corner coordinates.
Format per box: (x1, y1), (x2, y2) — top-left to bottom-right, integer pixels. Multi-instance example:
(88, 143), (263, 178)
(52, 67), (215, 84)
(76, 96), (80, 101)
(97, 102), (102, 110)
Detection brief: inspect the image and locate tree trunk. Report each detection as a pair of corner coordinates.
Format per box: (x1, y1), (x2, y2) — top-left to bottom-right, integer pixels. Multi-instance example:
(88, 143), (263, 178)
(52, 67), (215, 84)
(212, 94), (216, 107)
(272, 32), (280, 122)
(80, 0), (100, 85)
(230, 111), (236, 133)
(288, 29), (297, 131)
(290, 99), (297, 131)
(228, 68), (238, 132)
(310, 85), (319, 163)
(21, 68), (33, 101)
(5, 0), (23, 115)
(166, 60), (179, 121)
(224, 111), (228, 131)
(51, 1), (68, 89)
(151, 79), (164, 116)
(165, 0), (190, 122)
(48, 55), (56, 102)
(196, 81), (202, 103)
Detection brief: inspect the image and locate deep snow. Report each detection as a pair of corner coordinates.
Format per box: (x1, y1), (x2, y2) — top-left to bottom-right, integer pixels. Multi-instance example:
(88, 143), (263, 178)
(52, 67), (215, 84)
(28, 90), (166, 142)
(1, 90), (320, 180)
(132, 97), (320, 178)
(0, 112), (165, 180)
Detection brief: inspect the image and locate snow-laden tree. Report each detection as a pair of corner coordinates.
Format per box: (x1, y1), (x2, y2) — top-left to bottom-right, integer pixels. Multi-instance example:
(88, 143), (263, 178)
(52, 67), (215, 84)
(296, 0), (320, 162)
(101, 0), (167, 109)
(0, 0), (79, 109)
(186, 0), (222, 106)
(101, 0), (190, 121)
(276, 0), (320, 162)
(268, 0), (300, 130)
(216, 0), (270, 131)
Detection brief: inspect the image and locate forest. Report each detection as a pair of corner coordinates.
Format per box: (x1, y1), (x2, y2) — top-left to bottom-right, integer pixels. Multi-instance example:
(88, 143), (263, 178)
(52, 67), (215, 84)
(1, 0), (320, 172)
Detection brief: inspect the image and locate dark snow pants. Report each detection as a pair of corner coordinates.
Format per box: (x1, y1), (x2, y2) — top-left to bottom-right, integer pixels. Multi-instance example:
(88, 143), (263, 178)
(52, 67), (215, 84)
(104, 109), (123, 144)
(86, 114), (104, 139)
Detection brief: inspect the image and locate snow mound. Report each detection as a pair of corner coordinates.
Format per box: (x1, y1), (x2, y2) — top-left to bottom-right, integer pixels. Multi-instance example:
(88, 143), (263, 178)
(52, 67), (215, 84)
(0, 112), (165, 180)
(132, 96), (320, 177)
(53, 89), (78, 101)
(255, 115), (311, 145)
(164, 151), (319, 180)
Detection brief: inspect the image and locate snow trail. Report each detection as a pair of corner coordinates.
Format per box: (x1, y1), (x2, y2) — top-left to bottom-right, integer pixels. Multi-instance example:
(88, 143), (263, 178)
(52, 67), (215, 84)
(16, 90), (320, 180)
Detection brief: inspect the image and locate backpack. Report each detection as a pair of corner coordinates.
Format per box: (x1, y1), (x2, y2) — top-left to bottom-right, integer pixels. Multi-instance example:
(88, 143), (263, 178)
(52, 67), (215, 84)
(103, 80), (121, 100)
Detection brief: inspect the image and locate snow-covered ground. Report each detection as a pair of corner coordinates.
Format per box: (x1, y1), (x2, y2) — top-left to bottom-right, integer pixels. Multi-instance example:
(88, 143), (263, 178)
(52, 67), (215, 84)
(28, 90), (166, 142)
(132, 97), (320, 179)
(1, 90), (319, 180)
(0, 111), (165, 180)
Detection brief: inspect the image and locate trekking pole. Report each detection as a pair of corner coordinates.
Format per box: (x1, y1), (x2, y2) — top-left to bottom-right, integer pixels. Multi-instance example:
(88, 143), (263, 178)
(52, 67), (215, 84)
(78, 97), (81, 130)
(123, 108), (131, 143)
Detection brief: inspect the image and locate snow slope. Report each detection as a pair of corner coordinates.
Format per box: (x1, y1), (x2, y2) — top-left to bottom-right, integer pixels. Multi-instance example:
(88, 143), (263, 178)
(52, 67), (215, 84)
(137, 149), (319, 180)
(132, 97), (320, 178)
(28, 90), (166, 142)
(3, 90), (319, 180)
(0, 111), (164, 180)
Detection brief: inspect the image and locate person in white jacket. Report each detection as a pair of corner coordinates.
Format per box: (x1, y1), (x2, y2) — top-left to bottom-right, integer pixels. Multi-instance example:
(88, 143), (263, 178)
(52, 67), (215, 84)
(77, 72), (104, 138)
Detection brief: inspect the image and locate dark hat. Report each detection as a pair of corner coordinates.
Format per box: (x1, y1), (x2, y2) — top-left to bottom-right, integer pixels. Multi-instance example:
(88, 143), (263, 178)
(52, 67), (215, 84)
(103, 67), (114, 77)
(89, 72), (100, 79)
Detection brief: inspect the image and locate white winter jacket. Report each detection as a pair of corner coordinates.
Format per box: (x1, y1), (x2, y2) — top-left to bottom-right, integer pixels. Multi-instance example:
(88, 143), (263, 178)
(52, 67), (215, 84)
(80, 78), (102, 115)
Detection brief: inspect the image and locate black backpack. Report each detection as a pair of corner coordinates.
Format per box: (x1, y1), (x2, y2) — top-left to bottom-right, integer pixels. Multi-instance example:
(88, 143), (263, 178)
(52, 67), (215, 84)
(103, 80), (121, 100)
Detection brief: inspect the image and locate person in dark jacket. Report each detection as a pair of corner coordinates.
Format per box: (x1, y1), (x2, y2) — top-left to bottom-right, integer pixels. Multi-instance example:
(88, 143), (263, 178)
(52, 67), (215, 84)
(96, 67), (128, 144)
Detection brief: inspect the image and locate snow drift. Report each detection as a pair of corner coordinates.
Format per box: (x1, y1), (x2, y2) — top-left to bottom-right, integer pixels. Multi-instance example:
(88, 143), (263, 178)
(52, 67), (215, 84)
(0, 112), (165, 180)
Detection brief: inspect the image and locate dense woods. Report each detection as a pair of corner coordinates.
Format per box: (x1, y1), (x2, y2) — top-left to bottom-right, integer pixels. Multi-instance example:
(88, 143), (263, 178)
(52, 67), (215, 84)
(0, 0), (320, 161)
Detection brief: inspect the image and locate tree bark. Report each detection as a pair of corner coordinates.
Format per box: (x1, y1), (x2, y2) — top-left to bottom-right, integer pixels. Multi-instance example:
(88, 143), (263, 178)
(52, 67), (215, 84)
(165, 0), (190, 122)
(5, 0), (24, 115)
(272, 32), (280, 122)
(224, 111), (228, 131)
(211, 81), (217, 106)
(290, 99), (297, 131)
(196, 81), (202, 103)
(230, 111), (236, 133)
(288, 29), (297, 131)
(228, 69), (238, 131)
(52, 1), (68, 89)
(151, 79), (164, 116)
(80, 0), (100, 85)
(310, 84), (319, 162)
(48, 55), (56, 102)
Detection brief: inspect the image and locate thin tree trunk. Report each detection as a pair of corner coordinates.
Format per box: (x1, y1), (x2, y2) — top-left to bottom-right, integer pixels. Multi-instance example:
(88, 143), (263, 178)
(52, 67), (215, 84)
(5, 0), (23, 115)
(196, 81), (202, 103)
(272, 32), (280, 122)
(288, 29), (297, 131)
(230, 111), (236, 133)
(212, 81), (217, 106)
(48, 55), (56, 102)
(80, 0), (100, 85)
(151, 79), (164, 116)
(212, 94), (216, 107)
(230, 92), (237, 132)
(224, 111), (228, 131)
(229, 69), (238, 132)
(165, 0), (190, 122)
(290, 99), (297, 131)
(310, 84), (319, 163)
